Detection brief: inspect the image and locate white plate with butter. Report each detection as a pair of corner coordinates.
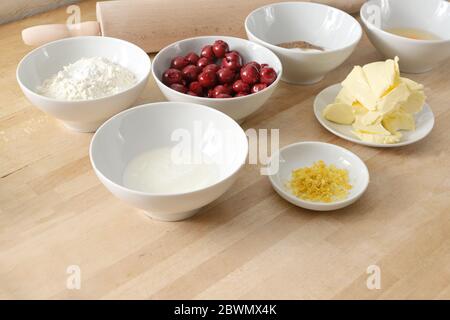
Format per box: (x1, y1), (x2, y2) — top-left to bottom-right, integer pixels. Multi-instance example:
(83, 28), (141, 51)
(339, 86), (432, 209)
(314, 84), (434, 147)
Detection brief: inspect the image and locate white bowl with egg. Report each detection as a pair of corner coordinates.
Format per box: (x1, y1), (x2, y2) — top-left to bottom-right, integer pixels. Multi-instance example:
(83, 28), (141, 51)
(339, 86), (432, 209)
(152, 36), (282, 123)
(90, 101), (248, 221)
(16, 36), (151, 132)
(268, 142), (369, 211)
(245, 2), (362, 84)
(360, 0), (450, 73)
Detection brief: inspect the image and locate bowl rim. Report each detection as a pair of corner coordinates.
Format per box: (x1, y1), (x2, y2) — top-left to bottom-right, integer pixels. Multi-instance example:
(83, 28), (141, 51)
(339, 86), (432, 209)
(244, 1), (363, 56)
(360, 0), (450, 44)
(90, 101), (249, 197)
(268, 141), (370, 209)
(16, 35), (151, 104)
(151, 35), (283, 101)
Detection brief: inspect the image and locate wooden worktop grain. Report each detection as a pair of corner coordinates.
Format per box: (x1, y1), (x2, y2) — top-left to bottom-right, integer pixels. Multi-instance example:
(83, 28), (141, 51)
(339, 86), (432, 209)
(1, 0), (449, 300)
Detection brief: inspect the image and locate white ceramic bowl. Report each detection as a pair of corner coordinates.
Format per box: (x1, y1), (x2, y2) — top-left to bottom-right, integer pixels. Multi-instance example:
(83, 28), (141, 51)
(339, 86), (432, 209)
(245, 2), (362, 85)
(152, 36), (282, 123)
(361, 0), (450, 73)
(268, 142), (369, 211)
(90, 102), (248, 221)
(16, 36), (151, 132)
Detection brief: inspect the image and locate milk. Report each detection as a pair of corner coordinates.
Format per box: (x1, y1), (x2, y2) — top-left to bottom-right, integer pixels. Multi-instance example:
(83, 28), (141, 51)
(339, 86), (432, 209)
(123, 147), (220, 194)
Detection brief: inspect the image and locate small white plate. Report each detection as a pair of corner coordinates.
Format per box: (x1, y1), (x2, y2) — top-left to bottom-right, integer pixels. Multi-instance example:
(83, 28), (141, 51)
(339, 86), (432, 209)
(268, 142), (369, 211)
(313, 84), (435, 147)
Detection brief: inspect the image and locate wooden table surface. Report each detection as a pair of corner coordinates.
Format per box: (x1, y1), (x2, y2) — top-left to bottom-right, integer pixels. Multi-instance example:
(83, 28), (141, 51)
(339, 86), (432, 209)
(1, 1), (450, 300)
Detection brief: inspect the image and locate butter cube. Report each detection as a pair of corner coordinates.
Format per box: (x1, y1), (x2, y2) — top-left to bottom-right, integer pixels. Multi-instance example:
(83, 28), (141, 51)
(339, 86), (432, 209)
(323, 103), (355, 125)
(376, 82), (410, 115)
(360, 111), (383, 125)
(352, 102), (369, 116)
(352, 130), (402, 144)
(401, 77), (424, 92)
(342, 66), (378, 110)
(382, 111), (415, 134)
(400, 90), (426, 114)
(353, 114), (391, 136)
(336, 87), (356, 105)
(362, 57), (400, 98)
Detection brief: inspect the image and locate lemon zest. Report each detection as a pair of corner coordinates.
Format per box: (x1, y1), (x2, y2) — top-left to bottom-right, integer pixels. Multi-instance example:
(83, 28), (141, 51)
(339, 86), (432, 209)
(287, 160), (352, 203)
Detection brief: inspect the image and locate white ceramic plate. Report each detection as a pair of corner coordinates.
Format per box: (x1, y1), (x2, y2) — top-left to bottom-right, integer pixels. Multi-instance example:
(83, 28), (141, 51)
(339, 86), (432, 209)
(268, 142), (369, 211)
(313, 84), (435, 147)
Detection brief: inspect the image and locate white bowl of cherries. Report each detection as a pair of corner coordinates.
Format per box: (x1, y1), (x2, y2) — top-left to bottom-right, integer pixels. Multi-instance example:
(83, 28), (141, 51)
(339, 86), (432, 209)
(152, 36), (282, 123)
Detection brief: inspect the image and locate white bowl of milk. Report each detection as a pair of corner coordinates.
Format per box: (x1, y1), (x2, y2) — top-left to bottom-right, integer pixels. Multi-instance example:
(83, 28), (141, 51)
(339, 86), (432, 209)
(90, 102), (248, 221)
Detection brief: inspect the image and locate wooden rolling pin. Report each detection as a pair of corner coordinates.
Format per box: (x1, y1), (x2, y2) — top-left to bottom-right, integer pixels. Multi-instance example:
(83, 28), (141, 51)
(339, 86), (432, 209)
(22, 0), (365, 53)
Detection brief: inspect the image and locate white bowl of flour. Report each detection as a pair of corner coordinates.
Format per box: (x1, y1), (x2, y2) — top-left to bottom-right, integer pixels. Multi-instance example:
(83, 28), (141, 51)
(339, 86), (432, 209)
(16, 36), (151, 132)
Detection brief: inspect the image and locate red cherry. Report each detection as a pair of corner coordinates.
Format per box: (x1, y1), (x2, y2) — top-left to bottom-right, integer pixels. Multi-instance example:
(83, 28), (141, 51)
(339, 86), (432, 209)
(187, 91), (198, 96)
(170, 83), (188, 93)
(221, 51), (242, 71)
(260, 67), (277, 85)
(240, 64), (260, 85)
(212, 85), (233, 97)
(170, 56), (189, 70)
(203, 64), (220, 73)
(224, 83), (233, 93)
(197, 57), (212, 69)
(221, 57), (242, 71)
(201, 45), (215, 59)
(198, 70), (217, 88)
(217, 68), (236, 84)
(226, 51), (242, 61)
(181, 65), (201, 82)
(244, 61), (261, 72)
(235, 92), (248, 97)
(189, 81), (203, 95)
(232, 79), (250, 93)
(215, 93), (232, 98)
(207, 88), (215, 98)
(251, 83), (267, 93)
(185, 52), (200, 65)
(212, 40), (229, 58)
(162, 68), (183, 85)
(260, 63), (269, 69)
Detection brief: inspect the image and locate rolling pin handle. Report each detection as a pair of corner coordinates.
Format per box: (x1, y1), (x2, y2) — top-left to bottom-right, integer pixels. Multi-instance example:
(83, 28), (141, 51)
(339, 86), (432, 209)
(22, 21), (100, 46)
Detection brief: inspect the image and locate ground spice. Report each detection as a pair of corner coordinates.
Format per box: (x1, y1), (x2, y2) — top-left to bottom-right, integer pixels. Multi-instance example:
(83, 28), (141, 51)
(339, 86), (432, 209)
(276, 41), (324, 51)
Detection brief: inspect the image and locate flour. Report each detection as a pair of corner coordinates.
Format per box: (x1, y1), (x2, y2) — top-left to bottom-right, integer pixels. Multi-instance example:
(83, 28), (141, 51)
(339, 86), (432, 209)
(37, 57), (137, 100)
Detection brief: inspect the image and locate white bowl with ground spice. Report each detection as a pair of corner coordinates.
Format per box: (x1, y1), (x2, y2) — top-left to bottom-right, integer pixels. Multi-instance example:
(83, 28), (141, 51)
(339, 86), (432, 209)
(16, 36), (150, 132)
(268, 142), (369, 211)
(245, 2), (362, 85)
